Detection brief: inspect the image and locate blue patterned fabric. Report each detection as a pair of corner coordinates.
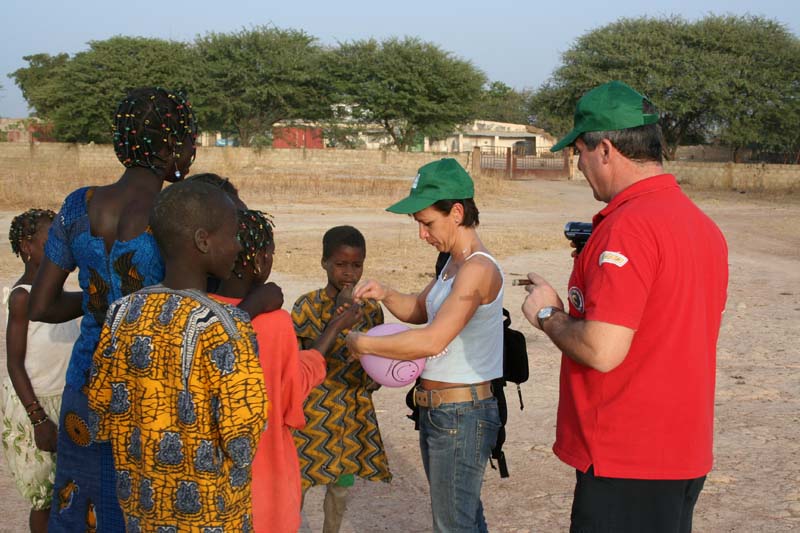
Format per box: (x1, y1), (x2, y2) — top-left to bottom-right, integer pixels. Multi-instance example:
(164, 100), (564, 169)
(45, 187), (165, 532)
(45, 187), (165, 389)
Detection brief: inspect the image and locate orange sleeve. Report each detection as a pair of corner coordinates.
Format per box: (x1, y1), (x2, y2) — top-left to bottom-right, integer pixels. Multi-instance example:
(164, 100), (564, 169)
(250, 310), (326, 431)
(297, 349), (326, 397)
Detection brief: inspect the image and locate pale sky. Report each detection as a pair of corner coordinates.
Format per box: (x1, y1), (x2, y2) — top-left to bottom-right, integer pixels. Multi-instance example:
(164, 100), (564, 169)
(1, 0), (797, 118)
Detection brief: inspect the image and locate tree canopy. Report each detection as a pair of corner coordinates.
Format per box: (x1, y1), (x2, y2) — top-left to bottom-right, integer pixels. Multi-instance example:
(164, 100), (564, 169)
(9, 53), (69, 119)
(10, 37), (196, 143)
(476, 81), (532, 125)
(529, 15), (800, 159)
(329, 37), (486, 151)
(194, 26), (331, 147)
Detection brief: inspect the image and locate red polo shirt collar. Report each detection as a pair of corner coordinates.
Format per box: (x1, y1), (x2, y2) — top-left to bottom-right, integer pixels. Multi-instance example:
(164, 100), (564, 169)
(593, 174), (678, 226)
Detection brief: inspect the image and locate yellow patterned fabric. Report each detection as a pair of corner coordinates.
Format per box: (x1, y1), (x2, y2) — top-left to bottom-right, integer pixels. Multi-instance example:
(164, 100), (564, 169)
(87, 286), (268, 532)
(291, 289), (391, 489)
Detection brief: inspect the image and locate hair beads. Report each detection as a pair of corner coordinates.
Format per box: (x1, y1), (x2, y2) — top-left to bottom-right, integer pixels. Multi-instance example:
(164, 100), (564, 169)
(233, 209), (275, 279)
(9, 209), (56, 257)
(112, 88), (197, 177)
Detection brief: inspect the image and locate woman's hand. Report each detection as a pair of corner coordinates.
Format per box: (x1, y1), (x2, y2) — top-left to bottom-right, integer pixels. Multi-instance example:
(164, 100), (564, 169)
(345, 331), (366, 362)
(352, 279), (388, 303)
(33, 418), (58, 452)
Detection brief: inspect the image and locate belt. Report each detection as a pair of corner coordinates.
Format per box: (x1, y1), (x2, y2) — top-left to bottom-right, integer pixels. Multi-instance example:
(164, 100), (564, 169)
(413, 383), (493, 408)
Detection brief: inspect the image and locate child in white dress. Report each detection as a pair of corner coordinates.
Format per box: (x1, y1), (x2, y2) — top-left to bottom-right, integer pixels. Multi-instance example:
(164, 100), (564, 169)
(1, 209), (79, 532)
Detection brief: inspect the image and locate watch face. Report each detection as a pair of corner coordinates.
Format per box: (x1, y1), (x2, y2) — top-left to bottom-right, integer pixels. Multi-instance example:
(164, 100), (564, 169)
(538, 307), (554, 320)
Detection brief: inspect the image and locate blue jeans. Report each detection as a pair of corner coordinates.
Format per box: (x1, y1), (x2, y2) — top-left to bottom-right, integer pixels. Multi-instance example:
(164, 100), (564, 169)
(419, 391), (500, 533)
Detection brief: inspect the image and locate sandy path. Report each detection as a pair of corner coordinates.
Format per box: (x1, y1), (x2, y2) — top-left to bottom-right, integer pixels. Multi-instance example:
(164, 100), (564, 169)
(0, 179), (798, 532)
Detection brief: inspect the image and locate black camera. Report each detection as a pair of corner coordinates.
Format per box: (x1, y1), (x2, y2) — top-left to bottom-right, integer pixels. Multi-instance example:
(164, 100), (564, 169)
(564, 221), (593, 254)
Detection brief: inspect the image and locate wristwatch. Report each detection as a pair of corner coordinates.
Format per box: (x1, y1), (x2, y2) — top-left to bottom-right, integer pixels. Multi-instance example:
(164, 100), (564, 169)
(536, 306), (560, 329)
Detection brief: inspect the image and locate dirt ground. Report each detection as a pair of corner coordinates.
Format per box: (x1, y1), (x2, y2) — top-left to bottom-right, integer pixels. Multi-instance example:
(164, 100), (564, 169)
(0, 178), (798, 532)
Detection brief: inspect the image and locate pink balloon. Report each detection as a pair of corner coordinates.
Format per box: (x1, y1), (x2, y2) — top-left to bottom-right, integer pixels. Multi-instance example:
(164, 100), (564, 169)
(359, 323), (426, 387)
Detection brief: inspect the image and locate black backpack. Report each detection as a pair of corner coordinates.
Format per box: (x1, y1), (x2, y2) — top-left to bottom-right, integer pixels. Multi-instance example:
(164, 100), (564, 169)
(404, 252), (529, 478)
(489, 308), (529, 477)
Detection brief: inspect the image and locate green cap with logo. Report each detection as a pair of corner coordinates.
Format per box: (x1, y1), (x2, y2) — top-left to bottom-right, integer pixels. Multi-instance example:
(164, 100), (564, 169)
(550, 80), (659, 152)
(386, 158), (474, 214)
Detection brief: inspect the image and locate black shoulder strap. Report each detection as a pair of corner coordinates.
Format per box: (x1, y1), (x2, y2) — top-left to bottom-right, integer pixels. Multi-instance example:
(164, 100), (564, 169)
(489, 378), (510, 478)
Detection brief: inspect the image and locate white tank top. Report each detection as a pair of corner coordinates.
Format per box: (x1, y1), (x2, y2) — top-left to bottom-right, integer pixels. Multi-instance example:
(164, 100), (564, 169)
(3, 285), (79, 396)
(422, 252), (504, 383)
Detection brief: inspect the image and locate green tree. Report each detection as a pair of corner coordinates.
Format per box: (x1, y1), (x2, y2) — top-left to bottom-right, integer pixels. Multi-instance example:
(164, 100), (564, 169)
(9, 53), (70, 118)
(477, 81), (532, 124)
(330, 37), (487, 151)
(194, 26), (332, 147)
(529, 15), (800, 159)
(11, 37), (196, 142)
(694, 16), (800, 161)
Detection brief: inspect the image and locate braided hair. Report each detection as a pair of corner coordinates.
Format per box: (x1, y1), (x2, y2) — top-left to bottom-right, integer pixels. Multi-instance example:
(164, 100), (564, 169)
(9, 208), (56, 257)
(113, 87), (197, 179)
(234, 209), (275, 279)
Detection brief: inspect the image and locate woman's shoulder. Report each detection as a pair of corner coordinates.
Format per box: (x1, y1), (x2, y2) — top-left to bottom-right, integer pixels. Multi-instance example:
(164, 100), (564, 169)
(462, 251), (501, 277)
(57, 186), (93, 226)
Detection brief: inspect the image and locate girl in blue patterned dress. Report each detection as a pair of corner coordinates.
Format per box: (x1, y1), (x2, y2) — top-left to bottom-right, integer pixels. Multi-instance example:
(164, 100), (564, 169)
(28, 87), (198, 532)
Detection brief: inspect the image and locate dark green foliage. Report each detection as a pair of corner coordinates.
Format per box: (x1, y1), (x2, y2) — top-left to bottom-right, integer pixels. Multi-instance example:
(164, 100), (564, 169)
(193, 26), (332, 147)
(11, 37), (197, 143)
(329, 37), (487, 151)
(529, 15), (800, 159)
(477, 82), (532, 125)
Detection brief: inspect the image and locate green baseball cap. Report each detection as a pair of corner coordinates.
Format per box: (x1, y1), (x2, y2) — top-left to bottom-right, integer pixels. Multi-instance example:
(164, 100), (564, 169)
(550, 80), (659, 152)
(386, 158), (474, 214)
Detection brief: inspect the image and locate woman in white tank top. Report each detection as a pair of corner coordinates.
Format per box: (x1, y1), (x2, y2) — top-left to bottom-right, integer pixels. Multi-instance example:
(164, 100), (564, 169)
(348, 159), (503, 533)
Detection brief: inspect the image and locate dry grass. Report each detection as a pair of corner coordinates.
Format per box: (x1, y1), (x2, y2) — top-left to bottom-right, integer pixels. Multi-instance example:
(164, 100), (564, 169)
(270, 225), (566, 294)
(0, 159), (561, 293)
(1, 170), (116, 211)
(2, 165), (513, 210)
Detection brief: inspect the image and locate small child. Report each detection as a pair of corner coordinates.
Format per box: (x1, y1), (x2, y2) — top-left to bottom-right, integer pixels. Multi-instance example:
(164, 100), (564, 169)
(86, 180), (268, 531)
(292, 225), (391, 532)
(1, 209), (80, 533)
(213, 209), (361, 532)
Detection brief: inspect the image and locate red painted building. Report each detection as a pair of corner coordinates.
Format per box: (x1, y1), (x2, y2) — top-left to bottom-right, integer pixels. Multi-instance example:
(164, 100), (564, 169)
(272, 126), (324, 149)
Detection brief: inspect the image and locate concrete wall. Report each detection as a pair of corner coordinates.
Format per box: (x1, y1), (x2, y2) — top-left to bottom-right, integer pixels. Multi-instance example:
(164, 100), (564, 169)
(2, 142), (797, 195)
(0, 142), (470, 184)
(666, 161), (800, 191)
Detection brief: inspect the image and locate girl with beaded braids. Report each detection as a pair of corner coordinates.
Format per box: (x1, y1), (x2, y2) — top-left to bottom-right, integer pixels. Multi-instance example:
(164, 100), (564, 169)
(27, 87), (198, 532)
(2, 209), (80, 533)
(212, 209), (360, 533)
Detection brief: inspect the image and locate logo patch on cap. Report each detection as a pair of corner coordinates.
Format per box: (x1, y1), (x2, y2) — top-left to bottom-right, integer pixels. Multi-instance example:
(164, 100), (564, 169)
(568, 286), (584, 314)
(599, 251), (628, 267)
(411, 173), (420, 190)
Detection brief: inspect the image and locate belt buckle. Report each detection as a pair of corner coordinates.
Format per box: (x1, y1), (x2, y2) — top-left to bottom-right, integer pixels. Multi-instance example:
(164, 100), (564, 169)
(429, 389), (443, 409)
(415, 388), (443, 409)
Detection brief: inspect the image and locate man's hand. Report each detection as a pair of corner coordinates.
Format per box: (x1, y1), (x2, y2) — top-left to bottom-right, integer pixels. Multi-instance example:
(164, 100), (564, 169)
(521, 272), (565, 330)
(33, 418), (58, 452)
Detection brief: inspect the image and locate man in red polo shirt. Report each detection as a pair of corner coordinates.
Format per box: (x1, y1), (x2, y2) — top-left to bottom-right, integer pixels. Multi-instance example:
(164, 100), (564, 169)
(522, 81), (728, 532)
